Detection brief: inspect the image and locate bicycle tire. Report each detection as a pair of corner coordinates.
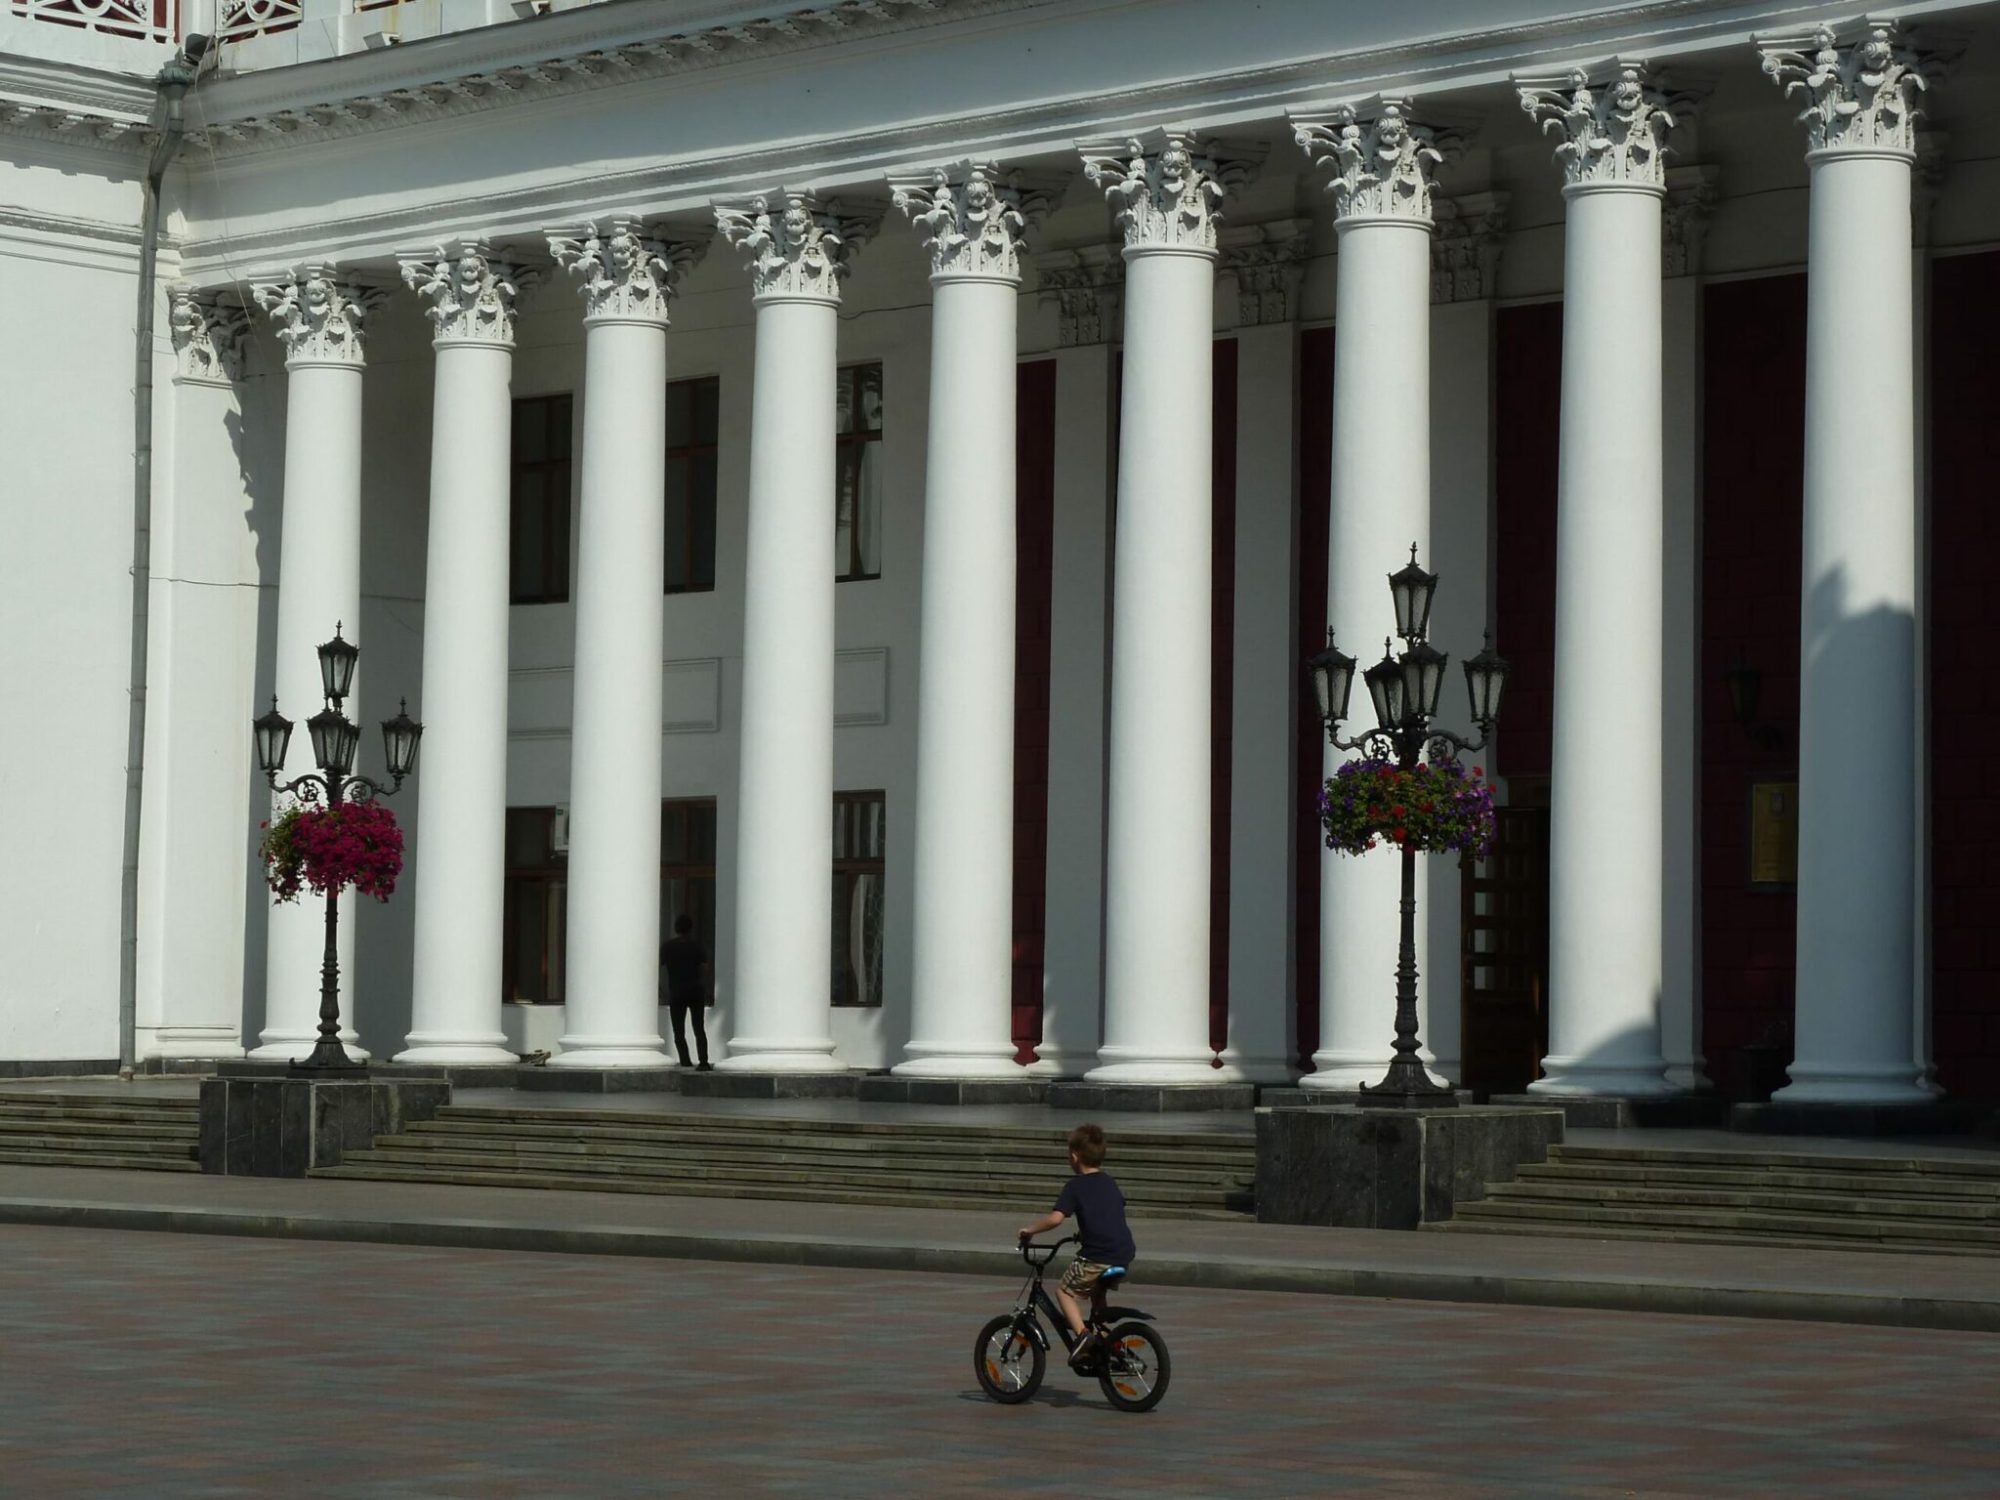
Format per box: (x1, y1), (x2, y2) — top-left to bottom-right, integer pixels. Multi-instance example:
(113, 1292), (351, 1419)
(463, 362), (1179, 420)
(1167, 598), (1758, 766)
(1097, 1320), (1170, 1412)
(973, 1313), (1044, 1404)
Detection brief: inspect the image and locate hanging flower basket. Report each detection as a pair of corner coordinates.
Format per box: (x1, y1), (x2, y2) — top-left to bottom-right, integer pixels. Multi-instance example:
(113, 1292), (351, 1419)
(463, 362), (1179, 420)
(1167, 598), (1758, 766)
(260, 798), (405, 905)
(1318, 756), (1496, 860)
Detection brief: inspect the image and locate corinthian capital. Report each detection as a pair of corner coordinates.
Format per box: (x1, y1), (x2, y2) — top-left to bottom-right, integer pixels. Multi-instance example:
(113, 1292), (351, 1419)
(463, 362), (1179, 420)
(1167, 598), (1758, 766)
(401, 241), (540, 347)
(1518, 61), (1680, 191)
(1758, 19), (1939, 158)
(548, 218), (702, 326)
(251, 265), (384, 368)
(714, 191), (875, 304)
(1078, 128), (1260, 255)
(168, 283), (251, 385)
(1292, 100), (1452, 226)
(890, 162), (1053, 283)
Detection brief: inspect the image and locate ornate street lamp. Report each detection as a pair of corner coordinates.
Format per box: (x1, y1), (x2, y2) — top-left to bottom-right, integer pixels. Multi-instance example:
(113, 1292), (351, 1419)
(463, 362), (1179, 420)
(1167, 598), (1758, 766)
(253, 625), (423, 1072)
(1310, 547), (1509, 1108)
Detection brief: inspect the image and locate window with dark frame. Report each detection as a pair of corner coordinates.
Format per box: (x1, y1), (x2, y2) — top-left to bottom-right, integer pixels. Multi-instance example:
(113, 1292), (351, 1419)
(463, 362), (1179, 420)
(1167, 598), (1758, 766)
(661, 799), (720, 979)
(835, 363), (884, 582)
(831, 790), (886, 1007)
(510, 394), (573, 605)
(502, 807), (568, 1003)
(665, 377), (721, 594)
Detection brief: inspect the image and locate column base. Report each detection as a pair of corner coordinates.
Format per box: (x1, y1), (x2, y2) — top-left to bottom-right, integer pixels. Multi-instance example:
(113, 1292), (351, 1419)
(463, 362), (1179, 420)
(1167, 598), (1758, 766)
(891, 1047), (1027, 1081)
(1528, 1056), (1677, 1097)
(136, 1027), (244, 1062)
(1298, 1053), (1449, 1091)
(394, 1037), (519, 1067)
(549, 1035), (672, 1069)
(247, 1033), (369, 1064)
(1083, 1052), (1220, 1086)
(1213, 1051), (1296, 1085)
(716, 1044), (844, 1074)
(1025, 1049), (1093, 1079)
(1773, 1064), (1931, 1107)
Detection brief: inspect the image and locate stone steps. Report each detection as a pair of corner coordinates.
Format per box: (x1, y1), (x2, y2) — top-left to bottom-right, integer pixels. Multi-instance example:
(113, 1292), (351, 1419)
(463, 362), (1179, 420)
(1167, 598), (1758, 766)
(1431, 1141), (2000, 1256)
(317, 1103), (1256, 1217)
(0, 1095), (201, 1172)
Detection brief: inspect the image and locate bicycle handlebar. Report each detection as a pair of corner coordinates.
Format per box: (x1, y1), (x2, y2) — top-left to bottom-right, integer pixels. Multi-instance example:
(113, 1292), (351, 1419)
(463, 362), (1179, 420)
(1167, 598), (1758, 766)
(1017, 1234), (1077, 1266)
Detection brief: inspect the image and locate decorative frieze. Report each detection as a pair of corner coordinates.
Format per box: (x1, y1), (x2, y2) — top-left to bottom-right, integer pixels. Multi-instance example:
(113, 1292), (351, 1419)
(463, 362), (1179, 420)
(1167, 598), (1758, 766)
(548, 218), (702, 325)
(1429, 193), (1508, 303)
(1033, 245), (1123, 347)
(400, 241), (540, 346)
(1291, 100), (1451, 226)
(251, 265), (384, 368)
(1662, 165), (1718, 277)
(1758, 20), (1935, 158)
(1517, 62), (1679, 192)
(889, 162), (1053, 283)
(167, 283), (252, 386)
(1078, 128), (1260, 255)
(1218, 221), (1310, 326)
(715, 191), (875, 303)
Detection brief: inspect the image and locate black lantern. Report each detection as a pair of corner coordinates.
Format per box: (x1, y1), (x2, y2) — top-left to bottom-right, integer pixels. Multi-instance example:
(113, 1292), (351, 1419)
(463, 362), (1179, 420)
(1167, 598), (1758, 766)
(381, 699), (424, 783)
(1387, 545), (1438, 643)
(1464, 631), (1510, 728)
(1363, 641), (1406, 730)
(316, 626), (359, 706)
(308, 706), (358, 777)
(252, 697), (294, 777)
(1401, 640), (1449, 720)
(1307, 631), (1357, 728)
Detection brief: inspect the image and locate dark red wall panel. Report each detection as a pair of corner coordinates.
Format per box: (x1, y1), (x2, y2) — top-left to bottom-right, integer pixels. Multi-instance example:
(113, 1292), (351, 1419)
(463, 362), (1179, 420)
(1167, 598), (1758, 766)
(1211, 339), (1239, 1053)
(1295, 326), (1334, 1069)
(1011, 359), (1058, 1061)
(1493, 303), (1563, 781)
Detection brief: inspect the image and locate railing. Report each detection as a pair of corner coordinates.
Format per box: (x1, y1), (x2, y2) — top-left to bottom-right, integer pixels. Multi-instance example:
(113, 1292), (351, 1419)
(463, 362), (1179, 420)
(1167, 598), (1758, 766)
(7, 0), (175, 44)
(216, 0), (300, 41)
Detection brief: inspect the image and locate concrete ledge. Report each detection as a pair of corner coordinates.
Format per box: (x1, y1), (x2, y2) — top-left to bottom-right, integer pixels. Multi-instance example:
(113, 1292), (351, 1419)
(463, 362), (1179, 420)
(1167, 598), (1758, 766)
(0, 1060), (122, 1079)
(515, 1067), (685, 1095)
(1261, 1087), (1476, 1109)
(1730, 1100), (1989, 1137)
(1046, 1082), (1257, 1113)
(856, 1077), (1050, 1106)
(678, 1071), (861, 1100)
(199, 1076), (450, 1177)
(1490, 1093), (1729, 1130)
(1, 1196), (1993, 1333)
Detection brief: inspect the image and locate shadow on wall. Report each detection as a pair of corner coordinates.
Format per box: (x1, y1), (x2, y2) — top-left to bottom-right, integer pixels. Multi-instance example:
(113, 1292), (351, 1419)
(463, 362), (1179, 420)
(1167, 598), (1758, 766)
(232, 382), (282, 1053)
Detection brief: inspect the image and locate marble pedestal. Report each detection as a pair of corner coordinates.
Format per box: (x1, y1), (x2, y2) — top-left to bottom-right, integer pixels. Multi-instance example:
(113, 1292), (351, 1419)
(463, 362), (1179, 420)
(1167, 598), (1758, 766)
(200, 1071), (449, 1178)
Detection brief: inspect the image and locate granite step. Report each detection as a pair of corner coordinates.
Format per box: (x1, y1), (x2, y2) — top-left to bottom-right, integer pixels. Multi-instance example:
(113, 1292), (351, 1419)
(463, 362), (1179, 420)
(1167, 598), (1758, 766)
(434, 1104), (1241, 1149)
(0, 1117), (200, 1142)
(1549, 1143), (2000, 1180)
(0, 1146), (201, 1172)
(1513, 1159), (2000, 1201)
(0, 1131), (199, 1157)
(1493, 1178), (2000, 1222)
(1448, 1195), (2000, 1250)
(1425, 1216), (2000, 1258)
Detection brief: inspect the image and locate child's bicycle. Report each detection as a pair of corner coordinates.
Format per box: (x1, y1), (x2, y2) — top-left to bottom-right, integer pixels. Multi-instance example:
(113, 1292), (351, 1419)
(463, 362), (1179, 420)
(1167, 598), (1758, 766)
(973, 1234), (1171, 1412)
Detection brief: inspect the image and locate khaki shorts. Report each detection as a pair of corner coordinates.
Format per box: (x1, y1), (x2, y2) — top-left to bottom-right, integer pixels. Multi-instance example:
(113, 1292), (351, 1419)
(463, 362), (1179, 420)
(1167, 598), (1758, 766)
(1061, 1258), (1115, 1297)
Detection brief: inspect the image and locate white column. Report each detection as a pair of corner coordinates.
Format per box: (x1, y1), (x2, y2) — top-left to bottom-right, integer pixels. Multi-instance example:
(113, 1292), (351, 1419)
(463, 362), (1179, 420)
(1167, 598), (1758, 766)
(891, 165), (1044, 1078)
(1080, 129), (1255, 1083)
(247, 267), (380, 1060)
(1291, 102), (1444, 1090)
(1761, 23), (1933, 1103)
(546, 220), (695, 1068)
(395, 245), (537, 1064)
(714, 192), (868, 1072)
(1517, 64), (1679, 1096)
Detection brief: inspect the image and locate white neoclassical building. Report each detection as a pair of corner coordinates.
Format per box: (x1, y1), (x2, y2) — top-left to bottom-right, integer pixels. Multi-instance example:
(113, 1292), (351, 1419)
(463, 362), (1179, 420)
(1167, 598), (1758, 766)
(5, 0), (1999, 1106)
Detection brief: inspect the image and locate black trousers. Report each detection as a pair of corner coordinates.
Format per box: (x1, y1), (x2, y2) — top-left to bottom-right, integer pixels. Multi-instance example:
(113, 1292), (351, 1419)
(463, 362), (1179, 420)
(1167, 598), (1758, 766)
(668, 1000), (710, 1067)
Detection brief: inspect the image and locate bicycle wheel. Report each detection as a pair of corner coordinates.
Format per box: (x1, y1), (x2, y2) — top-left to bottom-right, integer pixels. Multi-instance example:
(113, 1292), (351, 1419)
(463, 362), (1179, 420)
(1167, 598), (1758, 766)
(973, 1314), (1044, 1404)
(1097, 1321), (1170, 1412)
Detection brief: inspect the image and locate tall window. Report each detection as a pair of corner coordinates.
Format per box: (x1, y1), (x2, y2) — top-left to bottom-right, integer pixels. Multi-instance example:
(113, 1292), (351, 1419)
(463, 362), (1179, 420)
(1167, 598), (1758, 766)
(832, 791), (886, 1007)
(503, 808), (568, 1002)
(661, 799), (719, 967)
(835, 363), (884, 582)
(666, 377), (720, 594)
(510, 395), (573, 605)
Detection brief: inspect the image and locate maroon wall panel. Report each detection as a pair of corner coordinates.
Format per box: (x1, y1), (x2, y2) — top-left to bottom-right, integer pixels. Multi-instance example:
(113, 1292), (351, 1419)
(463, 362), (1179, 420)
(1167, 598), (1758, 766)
(1211, 339), (1240, 1052)
(1699, 274), (1806, 1096)
(1493, 303), (1563, 780)
(1929, 250), (2000, 1102)
(1011, 359), (1059, 1060)
(1294, 327), (1334, 1068)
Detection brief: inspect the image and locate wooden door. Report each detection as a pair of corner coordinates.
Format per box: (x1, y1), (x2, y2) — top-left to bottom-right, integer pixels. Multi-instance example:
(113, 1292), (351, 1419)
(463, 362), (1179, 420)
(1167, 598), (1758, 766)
(1459, 808), (1550, 1096)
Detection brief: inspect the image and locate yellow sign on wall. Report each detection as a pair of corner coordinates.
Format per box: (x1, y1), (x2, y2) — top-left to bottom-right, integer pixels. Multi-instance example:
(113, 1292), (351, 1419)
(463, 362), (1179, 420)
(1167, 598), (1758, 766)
(1748, 781), (1799, 889)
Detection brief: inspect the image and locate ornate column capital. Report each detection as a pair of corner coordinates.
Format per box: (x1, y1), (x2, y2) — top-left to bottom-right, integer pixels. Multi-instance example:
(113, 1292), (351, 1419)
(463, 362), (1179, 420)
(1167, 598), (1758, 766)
(889, 161), (1057, 284)
(714, 190), (876, 305)
(251, 265), (384, 369)
(1217, 220), (1309, 326)
(1758, 19), (1945, 160)
(1430, 192), (1508, 303)
(1518, 61), (1683, 193)
(548, 217), (703, 327)
(1291, 99), (1455, 228)
(400, 241), (541, 348)
(168, 283), (252, 386)
(1033, 245), (1123, 347)
(1663, 164), (1719, 277)
(1077, 128), (1261, 257)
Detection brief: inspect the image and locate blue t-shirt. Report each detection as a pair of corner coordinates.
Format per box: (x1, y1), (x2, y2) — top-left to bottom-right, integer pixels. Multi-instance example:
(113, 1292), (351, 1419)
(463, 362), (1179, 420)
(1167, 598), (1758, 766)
(1055, 1170), (1136, 1266)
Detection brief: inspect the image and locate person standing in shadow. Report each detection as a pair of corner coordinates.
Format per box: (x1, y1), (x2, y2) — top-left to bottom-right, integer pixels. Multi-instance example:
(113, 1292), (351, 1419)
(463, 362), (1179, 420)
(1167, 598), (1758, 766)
(660, 915), (714, 1070)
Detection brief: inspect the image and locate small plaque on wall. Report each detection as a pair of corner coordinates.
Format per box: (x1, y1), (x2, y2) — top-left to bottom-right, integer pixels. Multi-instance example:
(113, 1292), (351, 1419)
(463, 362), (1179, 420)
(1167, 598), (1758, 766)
(1748, 781), (1799, 890)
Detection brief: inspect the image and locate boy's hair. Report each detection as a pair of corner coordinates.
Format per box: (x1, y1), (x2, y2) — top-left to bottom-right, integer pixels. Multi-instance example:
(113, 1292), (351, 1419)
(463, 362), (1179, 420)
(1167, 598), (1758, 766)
(673, 914), (695, 936)
(1067, 1123), (1107, 1168)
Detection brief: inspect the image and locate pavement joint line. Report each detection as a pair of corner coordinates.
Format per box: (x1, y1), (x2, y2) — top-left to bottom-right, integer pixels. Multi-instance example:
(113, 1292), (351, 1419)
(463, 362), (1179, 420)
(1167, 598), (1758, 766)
(2, 1195), (1995, 1334)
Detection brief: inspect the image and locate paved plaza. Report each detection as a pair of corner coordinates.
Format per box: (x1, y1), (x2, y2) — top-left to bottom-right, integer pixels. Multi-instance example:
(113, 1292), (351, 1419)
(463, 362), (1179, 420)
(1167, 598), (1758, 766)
(0, 1225), (1995, 1498)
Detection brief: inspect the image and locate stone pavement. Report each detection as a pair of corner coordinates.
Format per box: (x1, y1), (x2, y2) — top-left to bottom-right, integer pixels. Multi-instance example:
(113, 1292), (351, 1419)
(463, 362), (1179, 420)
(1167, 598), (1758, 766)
(0, 1223), (1995, 1499)
(0, 1163), (1994, 1332)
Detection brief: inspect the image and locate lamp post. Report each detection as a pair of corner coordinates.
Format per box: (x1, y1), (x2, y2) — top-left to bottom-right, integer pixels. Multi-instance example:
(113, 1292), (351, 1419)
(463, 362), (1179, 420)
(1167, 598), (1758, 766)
(1308, 547), (1508, 1108)
(252, 626), (423, 1072)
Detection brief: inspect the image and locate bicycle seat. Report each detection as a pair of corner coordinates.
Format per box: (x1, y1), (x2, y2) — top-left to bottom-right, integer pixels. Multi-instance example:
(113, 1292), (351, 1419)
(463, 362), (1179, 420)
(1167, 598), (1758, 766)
(1099, 1266), (1128, 1286)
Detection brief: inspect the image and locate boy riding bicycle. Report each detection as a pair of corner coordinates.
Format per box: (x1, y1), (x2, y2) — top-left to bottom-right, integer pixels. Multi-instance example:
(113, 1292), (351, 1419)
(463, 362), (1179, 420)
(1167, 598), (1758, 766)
(1018, 1123), (1137, 1370)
